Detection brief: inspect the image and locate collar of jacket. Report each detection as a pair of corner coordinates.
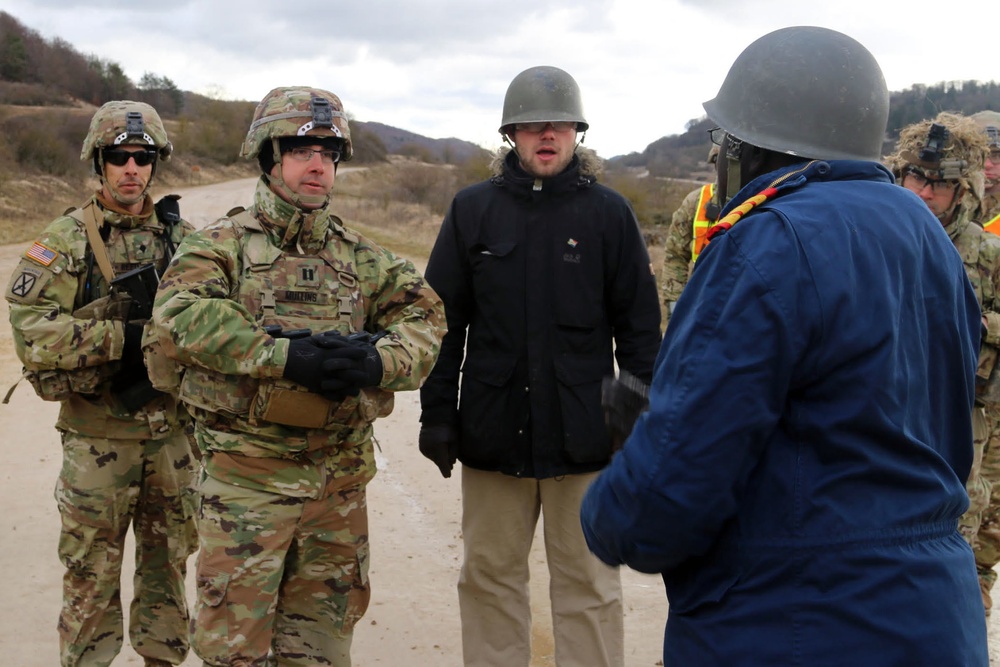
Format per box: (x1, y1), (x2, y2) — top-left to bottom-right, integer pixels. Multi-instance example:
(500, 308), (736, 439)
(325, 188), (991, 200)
(490, 146), (601, 195)
(93, 191), (155, 229)
(251, 176), (334, 252)
(717, 159), (894, 221)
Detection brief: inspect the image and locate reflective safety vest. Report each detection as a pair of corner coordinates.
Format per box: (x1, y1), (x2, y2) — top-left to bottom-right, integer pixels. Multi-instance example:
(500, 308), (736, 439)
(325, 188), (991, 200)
(985, 211), (1000, 236)
(690, 183), (717, 262)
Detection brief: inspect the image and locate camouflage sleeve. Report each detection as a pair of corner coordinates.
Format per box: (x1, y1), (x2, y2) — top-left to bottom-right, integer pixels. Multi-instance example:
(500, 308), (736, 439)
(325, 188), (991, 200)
(151, 221), (286, 380)
(5, 215), (124, 371)
(356, 238), (446, 392)
(661, 188), (700, 313)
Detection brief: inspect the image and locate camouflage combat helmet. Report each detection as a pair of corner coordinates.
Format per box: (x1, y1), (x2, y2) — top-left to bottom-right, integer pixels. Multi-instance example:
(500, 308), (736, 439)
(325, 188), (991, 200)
(703, 26), (888, 161)
(80, 100), (172, 168)
(886, 112), (989, 218)
(499, 66), (588, 135)
(972, 110), (1000, 150)
(240, 86), (353, 162)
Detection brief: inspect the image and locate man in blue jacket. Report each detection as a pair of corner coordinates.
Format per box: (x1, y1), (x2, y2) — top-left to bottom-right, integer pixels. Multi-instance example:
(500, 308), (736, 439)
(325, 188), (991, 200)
(580, 26), (989, 666)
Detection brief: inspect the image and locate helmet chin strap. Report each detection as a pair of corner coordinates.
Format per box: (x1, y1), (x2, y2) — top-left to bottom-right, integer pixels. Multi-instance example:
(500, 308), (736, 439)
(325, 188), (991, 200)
(266, 138), (330, 209)
(724, 136), (745, 204)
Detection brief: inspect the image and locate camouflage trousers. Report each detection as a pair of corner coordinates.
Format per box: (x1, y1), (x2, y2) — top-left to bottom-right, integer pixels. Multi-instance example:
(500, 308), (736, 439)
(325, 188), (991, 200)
(191, 472), (371, 667)
(975, 406), (1000, 593)
(56, 429), (198, 667)
(959, 406), (992, 545)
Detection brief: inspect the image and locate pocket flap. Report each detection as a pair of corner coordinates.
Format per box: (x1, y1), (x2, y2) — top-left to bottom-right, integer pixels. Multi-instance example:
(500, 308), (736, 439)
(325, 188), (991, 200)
(461, 353), (517, 387)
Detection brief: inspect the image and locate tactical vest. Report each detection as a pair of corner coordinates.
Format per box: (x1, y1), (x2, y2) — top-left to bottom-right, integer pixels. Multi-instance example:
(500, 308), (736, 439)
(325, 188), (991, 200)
(690, 183), (717, 263)
(174, 210), (393, 443)
(25, 203), (172, 405)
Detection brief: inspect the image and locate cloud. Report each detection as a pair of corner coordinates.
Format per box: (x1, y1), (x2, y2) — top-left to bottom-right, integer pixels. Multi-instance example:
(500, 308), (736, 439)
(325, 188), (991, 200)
(4, 0), (999, 158)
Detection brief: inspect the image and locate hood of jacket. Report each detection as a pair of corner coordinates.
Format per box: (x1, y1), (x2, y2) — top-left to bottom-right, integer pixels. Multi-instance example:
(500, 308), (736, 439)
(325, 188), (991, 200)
(490, 145), (603, 194)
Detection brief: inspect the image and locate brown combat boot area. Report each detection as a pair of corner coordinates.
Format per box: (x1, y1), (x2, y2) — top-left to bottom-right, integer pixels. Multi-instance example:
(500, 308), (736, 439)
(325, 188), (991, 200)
(981, 577), (993, 617)
(143, 660), (174, 667)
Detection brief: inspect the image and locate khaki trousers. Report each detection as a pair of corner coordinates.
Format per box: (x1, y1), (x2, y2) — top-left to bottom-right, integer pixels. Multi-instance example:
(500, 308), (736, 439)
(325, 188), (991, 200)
(459, 467), (624, 667)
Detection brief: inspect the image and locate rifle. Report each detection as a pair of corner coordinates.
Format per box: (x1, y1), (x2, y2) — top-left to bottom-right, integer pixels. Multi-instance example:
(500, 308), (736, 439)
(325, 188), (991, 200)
(109, 264), (162, 411)
(110, 264), (159, 322)
(263, 325), (313, 339)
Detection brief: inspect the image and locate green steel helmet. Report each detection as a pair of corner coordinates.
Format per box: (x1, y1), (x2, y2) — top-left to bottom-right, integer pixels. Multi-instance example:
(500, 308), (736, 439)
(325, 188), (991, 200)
(972, 110), (1000, 149)
(703, 26), (889, 161)
(240, 86), (353, 161)
(499, 66), (588, 134)
(80, 100), (172, 162)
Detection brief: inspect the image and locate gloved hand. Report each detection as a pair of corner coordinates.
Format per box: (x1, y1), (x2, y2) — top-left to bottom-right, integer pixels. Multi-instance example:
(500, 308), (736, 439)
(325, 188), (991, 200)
(312, 331), (384, 400)
(283, 336), (344, 394)
(418, 422), (460, 478)
(601, 370), (650, 452)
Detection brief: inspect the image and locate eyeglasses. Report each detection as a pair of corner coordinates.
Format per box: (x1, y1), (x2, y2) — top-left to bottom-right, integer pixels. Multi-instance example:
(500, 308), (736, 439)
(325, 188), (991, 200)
(286, 146), (342, 164)
(902, 167), (959, 195)
(708, 127), (726, 146)
(103, 148), (157, 167)
(513, 121), (578, 133)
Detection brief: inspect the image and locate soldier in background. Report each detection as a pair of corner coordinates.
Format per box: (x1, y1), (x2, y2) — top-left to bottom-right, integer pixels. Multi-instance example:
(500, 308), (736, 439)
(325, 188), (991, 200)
(969, 109), (1000, 613)
(150, 86), (445, 666)
(973, 110), (1000, 232)
(886, 114), (1000, 595)
(5, 101), (197, 667)
(660, 144), (719, 327)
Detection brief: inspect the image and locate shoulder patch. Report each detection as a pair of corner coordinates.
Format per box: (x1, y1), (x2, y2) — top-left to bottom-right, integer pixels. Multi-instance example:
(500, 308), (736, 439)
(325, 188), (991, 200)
(25, 242), (59, 267)
(6, 265), (46, 303)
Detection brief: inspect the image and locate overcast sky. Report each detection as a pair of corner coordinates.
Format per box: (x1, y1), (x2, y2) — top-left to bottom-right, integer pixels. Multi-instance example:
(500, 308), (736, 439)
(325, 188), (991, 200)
(5, 0), (998, 158)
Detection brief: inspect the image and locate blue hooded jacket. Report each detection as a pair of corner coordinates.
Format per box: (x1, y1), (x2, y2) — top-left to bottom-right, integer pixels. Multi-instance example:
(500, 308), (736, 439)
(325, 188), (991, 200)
(580, 160), (988, 666)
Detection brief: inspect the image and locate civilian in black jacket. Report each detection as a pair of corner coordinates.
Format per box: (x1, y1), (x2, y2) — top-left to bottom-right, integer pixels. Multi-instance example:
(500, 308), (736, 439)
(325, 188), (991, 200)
(419, 65), (661, 667)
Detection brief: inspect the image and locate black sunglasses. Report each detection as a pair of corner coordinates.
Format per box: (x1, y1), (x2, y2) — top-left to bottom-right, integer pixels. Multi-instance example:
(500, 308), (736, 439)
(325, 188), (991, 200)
(103, 148), (157, 167)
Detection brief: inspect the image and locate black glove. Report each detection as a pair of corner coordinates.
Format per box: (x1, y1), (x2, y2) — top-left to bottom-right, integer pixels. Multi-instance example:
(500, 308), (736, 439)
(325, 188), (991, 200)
(283, 336), (341, 394)
(418, 422), (460, 478)
(601, 370), (650, 452)
(312, 332), (384, 400)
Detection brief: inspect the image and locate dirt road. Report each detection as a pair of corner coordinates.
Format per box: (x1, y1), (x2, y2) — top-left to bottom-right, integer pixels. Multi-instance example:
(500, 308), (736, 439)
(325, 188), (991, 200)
(0, 177), (996, 666)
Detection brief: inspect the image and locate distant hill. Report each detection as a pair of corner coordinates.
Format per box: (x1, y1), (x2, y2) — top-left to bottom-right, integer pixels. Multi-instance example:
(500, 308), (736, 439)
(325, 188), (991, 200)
(613, 80), (1000, 179)
(354, 121), (490, 164)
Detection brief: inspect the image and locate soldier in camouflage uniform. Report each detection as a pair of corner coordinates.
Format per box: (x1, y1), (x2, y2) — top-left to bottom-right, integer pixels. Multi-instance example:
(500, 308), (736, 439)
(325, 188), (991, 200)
(149, 86), (445, 667)
(886, 114), (1000, 614)
(973, 111), (1000, 232)
(5, 101), (198, 667)
(969, 109), (1000, 613)
(660, 144), (719, 327)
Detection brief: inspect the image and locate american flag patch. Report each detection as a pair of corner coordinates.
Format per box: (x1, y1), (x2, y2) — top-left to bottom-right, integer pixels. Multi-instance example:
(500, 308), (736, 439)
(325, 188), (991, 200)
(25, 242), (58, 266)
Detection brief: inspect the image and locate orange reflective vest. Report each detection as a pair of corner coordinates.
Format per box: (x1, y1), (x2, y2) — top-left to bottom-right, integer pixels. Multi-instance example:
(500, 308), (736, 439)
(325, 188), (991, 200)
(985, 211), (1000, 236)
(690, 184), (717, 262)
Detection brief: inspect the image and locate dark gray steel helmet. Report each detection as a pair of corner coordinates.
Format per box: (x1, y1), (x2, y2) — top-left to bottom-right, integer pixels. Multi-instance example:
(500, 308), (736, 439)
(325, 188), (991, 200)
(499, 66), (588, 134)
(703, 26), (889, 161)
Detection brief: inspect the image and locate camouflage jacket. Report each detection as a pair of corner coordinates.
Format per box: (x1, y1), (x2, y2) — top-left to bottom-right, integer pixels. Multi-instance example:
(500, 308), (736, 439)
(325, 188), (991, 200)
(661, 185), (703, 317)
(152, 177), (445, 497)
(5, 192), (194, 438)
(944, 203), (1000, 404)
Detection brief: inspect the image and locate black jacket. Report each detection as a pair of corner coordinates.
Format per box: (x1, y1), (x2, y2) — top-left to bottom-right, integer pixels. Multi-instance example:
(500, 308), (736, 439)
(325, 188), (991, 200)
(420, 149), (662, 478)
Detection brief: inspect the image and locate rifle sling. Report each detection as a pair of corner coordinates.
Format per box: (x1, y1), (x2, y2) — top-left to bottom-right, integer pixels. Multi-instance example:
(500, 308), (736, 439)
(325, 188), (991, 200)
(81, 201), (116, 284)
